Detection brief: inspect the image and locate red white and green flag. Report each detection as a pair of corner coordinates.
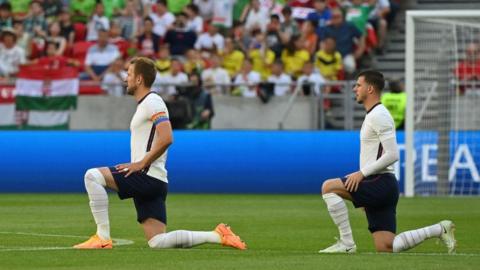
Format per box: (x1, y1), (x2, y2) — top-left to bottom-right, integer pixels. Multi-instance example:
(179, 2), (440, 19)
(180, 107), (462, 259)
(15, 66), (79, 129)
(0, 85), (16, 129)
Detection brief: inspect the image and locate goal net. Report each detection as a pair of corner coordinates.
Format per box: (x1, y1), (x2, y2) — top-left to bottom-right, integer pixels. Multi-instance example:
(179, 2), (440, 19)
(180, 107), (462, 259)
(405, 11), (480, 196)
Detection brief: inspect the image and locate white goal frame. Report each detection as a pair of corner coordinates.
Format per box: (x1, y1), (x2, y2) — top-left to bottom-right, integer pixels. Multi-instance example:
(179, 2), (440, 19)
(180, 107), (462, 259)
(405, 10), (480, 197)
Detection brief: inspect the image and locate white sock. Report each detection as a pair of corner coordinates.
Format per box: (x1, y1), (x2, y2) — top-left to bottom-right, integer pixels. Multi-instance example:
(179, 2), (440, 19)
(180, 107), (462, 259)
(148, 230), (221, 248)
(84, 168), (110, 240)
(322, 193), (355, 246)
(393, 224), (442, 252)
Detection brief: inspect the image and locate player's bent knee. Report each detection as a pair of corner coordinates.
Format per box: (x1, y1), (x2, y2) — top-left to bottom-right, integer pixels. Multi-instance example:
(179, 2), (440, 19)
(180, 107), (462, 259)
(84, 168), (106, 187)
(321, 179), (337, 194)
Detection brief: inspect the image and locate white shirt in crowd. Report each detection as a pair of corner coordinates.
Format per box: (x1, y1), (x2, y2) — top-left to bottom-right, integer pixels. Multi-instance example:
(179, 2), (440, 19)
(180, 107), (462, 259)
(150, 11), (175, 37)
(193, 0), (214, 21)
(102, 71), (127, 96)
(0, 44), (26, 76)
(296, 73), (325, 95)
(245, 7), (270, 32)
(130, 93), (169, 182)
(86, 14), (110, 41)
(186, 16), (204, 33)
(267, 73), (292, 96)
(234, 71), (262, 98)
(154, 72), (189, 96)
(194, 32), (225, 52)
(369, 0), (390, 19)
(201, 67), (230, 94)
(85, 44), (120, 66)
(212, 0), (235, 28)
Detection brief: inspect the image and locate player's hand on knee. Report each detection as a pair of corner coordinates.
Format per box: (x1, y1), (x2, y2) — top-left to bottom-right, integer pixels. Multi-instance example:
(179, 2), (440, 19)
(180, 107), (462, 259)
(345, 171), (364, 192)
(115, 163), (131, 172)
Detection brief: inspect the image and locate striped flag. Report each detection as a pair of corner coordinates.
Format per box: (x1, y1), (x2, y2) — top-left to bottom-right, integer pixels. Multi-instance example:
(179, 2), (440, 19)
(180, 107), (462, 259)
(0, 85), (16, 129)
(15, 66), (79, 129)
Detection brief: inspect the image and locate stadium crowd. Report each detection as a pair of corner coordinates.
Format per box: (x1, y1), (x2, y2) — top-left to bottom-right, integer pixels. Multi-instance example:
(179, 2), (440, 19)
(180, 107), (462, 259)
(0, 0), (400, 128)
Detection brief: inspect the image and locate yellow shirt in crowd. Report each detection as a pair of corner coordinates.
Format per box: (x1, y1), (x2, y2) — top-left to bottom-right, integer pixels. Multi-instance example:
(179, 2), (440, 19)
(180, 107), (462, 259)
(315, 50), (343, 80)
(249, 49), (276, 80)
(222, 50), (245, 77)
(281, 49), (310, 78)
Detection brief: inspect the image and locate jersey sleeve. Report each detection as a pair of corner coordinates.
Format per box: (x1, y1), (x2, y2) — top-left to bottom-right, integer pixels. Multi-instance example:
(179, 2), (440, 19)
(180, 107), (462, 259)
(144, 95), (169, 126)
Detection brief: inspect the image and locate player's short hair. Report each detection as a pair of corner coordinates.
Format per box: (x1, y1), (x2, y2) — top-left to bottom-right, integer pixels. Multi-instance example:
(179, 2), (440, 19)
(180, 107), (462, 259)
(357, 70), (385, 92)
(130, 57), (157, 88)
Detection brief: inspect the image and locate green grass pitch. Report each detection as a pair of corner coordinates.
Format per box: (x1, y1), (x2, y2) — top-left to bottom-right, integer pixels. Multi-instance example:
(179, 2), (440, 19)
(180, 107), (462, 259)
(0, 194), (479, 269)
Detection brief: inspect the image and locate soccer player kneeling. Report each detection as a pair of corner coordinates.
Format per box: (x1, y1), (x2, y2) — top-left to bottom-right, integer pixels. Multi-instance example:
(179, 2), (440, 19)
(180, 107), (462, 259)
(319, 71), (456, 254)
(74, 57), (246, 250)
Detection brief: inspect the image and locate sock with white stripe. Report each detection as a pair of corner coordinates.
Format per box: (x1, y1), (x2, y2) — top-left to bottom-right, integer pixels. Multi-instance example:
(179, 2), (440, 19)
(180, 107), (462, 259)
(322, 193), (355, 246)
(393, 224), (442, 252)
(148, 230), (221, 248)
(84, 168), (110, 240)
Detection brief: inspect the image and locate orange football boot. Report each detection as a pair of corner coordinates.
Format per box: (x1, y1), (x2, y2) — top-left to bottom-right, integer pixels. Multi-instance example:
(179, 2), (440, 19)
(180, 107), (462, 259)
(73, 234), (113, 249)
(214, 223), (247, 250)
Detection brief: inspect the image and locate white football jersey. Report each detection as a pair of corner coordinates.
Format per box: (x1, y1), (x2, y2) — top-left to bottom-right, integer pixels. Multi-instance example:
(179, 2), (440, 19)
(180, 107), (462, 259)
(130, 92), (169, 182)
(360, 103), (396, 175)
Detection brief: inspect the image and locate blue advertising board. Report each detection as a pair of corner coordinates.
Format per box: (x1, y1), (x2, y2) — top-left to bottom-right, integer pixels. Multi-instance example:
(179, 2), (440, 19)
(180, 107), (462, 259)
(0, 131), (478, 194)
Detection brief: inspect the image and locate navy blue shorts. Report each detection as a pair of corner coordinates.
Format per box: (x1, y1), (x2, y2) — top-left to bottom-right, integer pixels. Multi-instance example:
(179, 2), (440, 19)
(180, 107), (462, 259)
(109, 167), (168, 224)
(341, 173), (399, 233)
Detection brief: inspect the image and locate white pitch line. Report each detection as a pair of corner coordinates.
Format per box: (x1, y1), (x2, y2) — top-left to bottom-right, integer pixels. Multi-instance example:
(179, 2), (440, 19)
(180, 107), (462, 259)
(0, 231), (134, 252)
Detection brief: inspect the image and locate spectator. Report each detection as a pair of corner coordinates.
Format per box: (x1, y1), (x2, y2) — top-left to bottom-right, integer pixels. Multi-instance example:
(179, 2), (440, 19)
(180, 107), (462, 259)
(280, 5), (300, 44)
(183, 49), (206, 74)
(0, 3), (12, 31)
(13, 20), (31, 58)
(368, 0), (390, 54)
(149, 0), (175, 38)
(137, 17), (161, 58)
(23, 1), (48, 38)
(232, 21), (252, 53)
(118, 0), (142, 40)
(454, 42), (480, 93)
(59, 9), (75, 46)
(345, 0), (374, 35)
(155, 45), (171, 74)
(300, 19), (318, 55)
(157, 58), (189, 96)
(0, 28), (26, 78)
(248, 30), (275, 80)
(185, 72), (215, 130)
(42, 0), (63, 20)
(46, 20), (67, 56)
(71, 0), (96, 23)
(109, 21), (126, 44)
(194, 24), (224, 54)
(296, 61), (325, 95)
(240, 0), (270, 33)
(317, 8), (364, 74)
(193, 0), (214, 21)
(221, 37), (245, 78)
(212, 0), (236, 29)
(314, 36), (342, 80)
(233, 59), (261, 98)
(33, 41), (79, 69)
(281, 35), (310, 78)
(83, 29), (120, 81)
(267, 60), (292, 96)
(164, 13), (197, 57)
(381, 79), (406, 130)
(201, 54), (231, 94)
(265, 14), (283, 58)
(184, 3), (203, 34)
(86, 2), (110, 41)
(306, 0), (331, 28)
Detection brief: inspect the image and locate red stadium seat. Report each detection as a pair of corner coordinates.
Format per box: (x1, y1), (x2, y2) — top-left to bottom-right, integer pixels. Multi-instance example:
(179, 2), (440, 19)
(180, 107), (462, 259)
(72, 41), (95, 71)
(79, 81), (104, 95)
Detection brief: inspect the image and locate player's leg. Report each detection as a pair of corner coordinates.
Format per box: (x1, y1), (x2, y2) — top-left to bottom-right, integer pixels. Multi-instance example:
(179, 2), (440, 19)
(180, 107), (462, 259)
(393, 220), (456, 254)
(138, 198), (246, 250)
(372, 231), (395, 252)
(73, 167), (115, 249)
(319, 178), (356, 253)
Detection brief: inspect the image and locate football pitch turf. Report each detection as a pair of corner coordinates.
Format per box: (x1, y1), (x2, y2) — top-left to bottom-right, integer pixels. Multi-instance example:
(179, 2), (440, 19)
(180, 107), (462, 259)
(0, 194), (479, 270)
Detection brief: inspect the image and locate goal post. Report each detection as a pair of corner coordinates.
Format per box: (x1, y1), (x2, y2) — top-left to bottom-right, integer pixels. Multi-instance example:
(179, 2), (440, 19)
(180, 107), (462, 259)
(405, 10), (480, 197)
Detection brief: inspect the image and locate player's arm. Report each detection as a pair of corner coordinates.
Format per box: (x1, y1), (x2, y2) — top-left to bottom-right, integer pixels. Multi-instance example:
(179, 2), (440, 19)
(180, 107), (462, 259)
(139, 120), (173, 170)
